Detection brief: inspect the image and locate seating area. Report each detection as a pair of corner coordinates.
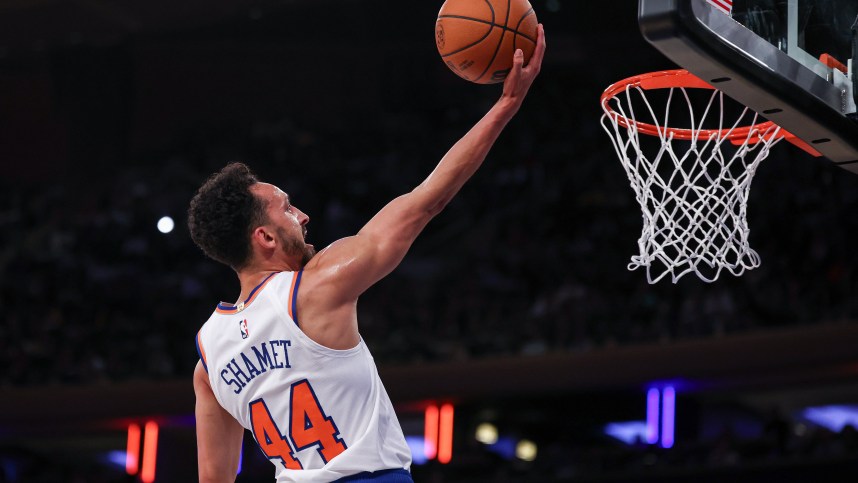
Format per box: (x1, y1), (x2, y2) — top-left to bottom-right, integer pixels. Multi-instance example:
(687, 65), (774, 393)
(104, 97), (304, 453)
(2, 78), (857, 386)
(2, 1), (858, 479)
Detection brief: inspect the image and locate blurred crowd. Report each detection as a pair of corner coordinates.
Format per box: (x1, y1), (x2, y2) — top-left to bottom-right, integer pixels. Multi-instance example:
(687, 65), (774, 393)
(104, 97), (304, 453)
(5, 406), (857, 482)
(2, 2), (858, 481)
(2, 68), (858, 387)
(430, 420), (858, 482)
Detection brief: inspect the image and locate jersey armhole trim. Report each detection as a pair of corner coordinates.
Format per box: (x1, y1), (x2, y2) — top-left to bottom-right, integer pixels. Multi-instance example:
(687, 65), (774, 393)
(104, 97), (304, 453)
(289, 269), (303, 327)
(195, 330), (209, 373)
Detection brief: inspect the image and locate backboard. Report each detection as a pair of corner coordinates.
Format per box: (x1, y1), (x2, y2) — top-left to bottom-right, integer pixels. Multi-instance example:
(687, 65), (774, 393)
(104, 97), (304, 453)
(639, 0), (858, 171)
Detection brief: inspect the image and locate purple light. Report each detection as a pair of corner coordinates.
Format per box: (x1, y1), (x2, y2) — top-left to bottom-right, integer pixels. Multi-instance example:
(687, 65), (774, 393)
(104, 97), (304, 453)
(405, 436), (429, 465)
(802, 405), (858, 432)
(237, 441), (243, 475)
(105, 450), (128, 468)
(646, 388), (660, 444)
(604, 421), (648, 445)
(661, 386), (675, 448)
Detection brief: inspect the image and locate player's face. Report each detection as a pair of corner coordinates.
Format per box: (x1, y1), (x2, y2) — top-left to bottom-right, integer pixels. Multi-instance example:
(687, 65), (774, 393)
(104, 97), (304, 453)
(254, 183), (316, 266)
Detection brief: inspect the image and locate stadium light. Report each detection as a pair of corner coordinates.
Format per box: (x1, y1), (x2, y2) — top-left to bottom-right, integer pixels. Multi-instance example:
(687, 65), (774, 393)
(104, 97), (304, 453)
(157, 216), (174, 234)
(661, 386), (675, 449)
(438, 404), (454, 464)
(141, 421), (159, 483)
(424, 405), (439, 460)
(126, 423), (141, 475)
(475, 422), (498, 445)
(515, 439), (537, 461)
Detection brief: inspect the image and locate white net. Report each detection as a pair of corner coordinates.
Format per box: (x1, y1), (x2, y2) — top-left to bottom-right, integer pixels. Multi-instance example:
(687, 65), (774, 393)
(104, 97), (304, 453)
(600, 72), (783, 283)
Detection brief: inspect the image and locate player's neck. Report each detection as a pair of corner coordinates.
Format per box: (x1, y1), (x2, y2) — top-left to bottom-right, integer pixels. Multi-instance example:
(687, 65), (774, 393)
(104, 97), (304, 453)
(235, 269), (277, 303)
(234, 258), (299, 303)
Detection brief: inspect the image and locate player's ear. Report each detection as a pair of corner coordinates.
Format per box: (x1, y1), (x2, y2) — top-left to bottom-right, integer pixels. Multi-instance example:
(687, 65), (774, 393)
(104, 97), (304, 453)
(251, 225), (276, 249)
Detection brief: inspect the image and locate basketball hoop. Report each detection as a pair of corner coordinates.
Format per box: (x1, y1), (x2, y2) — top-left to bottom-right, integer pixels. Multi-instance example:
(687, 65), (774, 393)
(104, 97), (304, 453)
(600, 69), (810, 284)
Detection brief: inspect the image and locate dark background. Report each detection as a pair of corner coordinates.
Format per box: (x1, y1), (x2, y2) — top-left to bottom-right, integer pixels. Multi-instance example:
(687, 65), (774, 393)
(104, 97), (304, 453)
(1, 0), (858, 481)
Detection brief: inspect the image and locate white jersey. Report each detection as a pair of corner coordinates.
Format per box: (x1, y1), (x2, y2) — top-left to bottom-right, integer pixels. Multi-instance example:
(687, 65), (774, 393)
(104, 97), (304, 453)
(195, 271), (412, 482)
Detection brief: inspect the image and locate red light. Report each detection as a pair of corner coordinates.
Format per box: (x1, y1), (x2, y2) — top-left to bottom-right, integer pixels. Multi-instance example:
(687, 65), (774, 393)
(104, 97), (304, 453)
(141, 421), (159, 482)
(126, 423), (141, 475)
(424, 405), (439, 460)
(438, 404), (454, 464)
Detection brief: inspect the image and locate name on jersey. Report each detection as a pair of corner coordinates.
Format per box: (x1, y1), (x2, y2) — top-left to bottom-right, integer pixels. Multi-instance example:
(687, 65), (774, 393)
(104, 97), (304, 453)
(220, 339), (292, 395)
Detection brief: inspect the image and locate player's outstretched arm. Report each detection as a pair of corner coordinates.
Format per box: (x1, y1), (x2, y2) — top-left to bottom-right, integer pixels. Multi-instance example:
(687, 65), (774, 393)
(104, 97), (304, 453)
(305, 25), (546, 307)
(194, 361), (244, 483)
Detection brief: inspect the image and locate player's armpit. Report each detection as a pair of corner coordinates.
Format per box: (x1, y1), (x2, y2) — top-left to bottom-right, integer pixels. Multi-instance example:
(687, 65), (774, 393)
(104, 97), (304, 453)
(194, 361), (244, 483)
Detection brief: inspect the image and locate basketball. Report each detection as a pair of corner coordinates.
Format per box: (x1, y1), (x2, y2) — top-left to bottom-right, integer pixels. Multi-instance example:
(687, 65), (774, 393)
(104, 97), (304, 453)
(435, 0), (538, 84)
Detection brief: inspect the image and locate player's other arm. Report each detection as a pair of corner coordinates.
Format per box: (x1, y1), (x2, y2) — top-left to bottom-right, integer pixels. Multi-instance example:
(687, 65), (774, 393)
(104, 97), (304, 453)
(194, 361), (244, 483)
(307, 25), (546, 304)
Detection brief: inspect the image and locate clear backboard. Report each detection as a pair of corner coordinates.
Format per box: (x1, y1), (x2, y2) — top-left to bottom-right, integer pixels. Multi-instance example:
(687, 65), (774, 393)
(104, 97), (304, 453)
(638, 0), (858, 170)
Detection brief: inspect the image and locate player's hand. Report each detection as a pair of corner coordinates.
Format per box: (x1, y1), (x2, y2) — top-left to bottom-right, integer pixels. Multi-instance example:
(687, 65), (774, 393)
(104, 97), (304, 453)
(500, 23), (545, 109)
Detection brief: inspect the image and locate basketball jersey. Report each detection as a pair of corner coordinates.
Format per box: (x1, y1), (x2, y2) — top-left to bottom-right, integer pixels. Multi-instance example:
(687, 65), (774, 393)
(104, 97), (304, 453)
(195, 271), (412, 482)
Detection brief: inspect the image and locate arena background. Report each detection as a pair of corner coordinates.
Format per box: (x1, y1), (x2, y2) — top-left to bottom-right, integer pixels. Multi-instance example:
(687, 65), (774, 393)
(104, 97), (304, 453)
(2, 0), (858, 481)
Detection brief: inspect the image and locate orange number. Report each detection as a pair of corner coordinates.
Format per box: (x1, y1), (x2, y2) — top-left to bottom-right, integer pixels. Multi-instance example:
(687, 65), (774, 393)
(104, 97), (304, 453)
(249, 379), (347, 468)
(250, 399), (303, 469)
(290, 379), (347, 463)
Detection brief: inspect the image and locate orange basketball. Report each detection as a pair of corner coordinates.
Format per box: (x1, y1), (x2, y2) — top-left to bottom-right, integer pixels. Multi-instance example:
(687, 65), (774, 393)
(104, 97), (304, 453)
(435, 0), (538, 84)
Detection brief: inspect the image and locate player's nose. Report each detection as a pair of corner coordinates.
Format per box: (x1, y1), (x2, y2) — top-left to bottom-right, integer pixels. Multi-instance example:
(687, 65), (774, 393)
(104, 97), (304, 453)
(295, 207), (309, 225)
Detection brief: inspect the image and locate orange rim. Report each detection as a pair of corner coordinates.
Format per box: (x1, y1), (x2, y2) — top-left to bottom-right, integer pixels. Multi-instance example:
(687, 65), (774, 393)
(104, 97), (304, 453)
(600, 69), (779, 142)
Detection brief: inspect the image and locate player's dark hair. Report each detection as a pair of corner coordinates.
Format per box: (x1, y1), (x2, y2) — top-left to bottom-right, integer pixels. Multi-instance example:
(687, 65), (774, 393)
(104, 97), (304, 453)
(188, 162), (269, 270)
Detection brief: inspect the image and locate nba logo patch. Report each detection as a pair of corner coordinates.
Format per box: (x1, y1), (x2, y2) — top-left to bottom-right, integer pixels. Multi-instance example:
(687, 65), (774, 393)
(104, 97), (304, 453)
(239, 319), (250, 339)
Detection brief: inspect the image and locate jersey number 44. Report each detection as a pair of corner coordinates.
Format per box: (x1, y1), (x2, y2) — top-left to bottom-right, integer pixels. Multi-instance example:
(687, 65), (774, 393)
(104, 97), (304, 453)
(250, 379), (347, 468)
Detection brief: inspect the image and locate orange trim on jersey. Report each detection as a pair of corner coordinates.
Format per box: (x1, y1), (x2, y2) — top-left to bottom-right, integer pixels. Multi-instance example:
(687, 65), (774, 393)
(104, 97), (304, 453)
(286, 272), (299, 320)
(215, 272), (279, 314)
(244, 273), (276, 306)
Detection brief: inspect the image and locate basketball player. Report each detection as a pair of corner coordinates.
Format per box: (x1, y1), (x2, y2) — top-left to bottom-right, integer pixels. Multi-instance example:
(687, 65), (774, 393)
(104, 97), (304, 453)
(188, 25), (545, 483)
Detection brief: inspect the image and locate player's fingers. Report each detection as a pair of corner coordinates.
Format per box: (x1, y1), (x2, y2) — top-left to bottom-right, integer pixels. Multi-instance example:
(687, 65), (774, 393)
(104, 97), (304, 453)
(502, 49), (523, 94)
(529, 24), (546, 71)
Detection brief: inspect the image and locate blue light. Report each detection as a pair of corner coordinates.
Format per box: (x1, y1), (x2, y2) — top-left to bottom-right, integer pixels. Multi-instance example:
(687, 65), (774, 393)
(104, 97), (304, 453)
(802, 405), (858, 432)
(486, 436), (517, 460)
(604, 421), (648, 445)
(105, 450), (127, 468)
(405, 436), (429, 465)
(646, 388), (660, 444)
(0, 458), (19, 481)
(661, 386), (675, 448)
